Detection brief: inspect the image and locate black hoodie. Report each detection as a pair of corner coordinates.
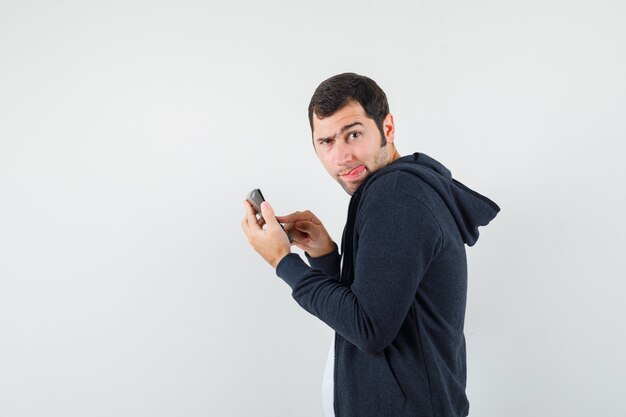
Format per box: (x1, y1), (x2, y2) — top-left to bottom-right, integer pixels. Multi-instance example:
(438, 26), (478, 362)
(276, 152), (499, 417)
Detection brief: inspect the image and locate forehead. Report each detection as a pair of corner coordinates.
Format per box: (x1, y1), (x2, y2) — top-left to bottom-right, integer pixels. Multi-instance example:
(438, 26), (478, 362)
(312, 102), (374, 137)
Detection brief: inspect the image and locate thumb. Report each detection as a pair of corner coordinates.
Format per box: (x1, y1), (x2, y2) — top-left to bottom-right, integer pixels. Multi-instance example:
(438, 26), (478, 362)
(260, 201), (279, 226)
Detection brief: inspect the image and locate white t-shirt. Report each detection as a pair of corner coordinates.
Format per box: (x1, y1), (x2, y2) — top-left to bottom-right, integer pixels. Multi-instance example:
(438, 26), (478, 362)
(322, 335), (335, 417)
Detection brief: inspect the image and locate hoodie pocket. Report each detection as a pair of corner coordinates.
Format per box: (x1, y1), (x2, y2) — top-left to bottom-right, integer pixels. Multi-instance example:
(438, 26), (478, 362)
(383, 349), (407, 403)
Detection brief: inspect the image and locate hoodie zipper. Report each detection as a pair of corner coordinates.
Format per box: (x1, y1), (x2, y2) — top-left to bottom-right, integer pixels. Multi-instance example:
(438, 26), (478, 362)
(333, 332), (340, 417)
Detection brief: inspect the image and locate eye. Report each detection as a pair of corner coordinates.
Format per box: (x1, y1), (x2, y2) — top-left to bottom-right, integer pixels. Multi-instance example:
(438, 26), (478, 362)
(318, 138), (333, 146)
(348, 131), (361, 141)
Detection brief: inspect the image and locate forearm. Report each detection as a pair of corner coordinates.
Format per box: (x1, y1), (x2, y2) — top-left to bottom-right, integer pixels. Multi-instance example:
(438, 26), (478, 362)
(276, 249), (422, 355)
(277, 253), (392, 354)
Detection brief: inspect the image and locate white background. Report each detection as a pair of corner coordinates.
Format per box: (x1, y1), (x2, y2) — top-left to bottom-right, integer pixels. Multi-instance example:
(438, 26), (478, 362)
(1, 1), (625, 416)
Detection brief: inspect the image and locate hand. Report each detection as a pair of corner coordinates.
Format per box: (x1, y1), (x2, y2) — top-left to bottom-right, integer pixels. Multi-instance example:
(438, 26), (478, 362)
(276, 210), (335, 258)
(242, 200), (292, 269)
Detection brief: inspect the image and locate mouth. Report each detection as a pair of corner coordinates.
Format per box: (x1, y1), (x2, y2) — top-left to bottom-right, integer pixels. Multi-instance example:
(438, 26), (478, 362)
(341, 165), (366, 180)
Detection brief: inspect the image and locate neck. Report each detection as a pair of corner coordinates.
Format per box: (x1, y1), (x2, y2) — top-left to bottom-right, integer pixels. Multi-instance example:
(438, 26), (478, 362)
(389, 147), (401, 163)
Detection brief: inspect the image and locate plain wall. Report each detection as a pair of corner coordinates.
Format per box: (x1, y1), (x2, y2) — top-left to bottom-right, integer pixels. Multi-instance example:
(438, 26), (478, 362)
(1, 1), (625, 416)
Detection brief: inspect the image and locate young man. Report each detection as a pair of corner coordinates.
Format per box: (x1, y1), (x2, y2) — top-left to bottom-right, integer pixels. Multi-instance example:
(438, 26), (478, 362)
(242, 73), (500, 417)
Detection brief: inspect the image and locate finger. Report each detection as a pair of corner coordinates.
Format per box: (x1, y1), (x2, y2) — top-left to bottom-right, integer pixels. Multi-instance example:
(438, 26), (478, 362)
(275, 213), (296, 223)
(260, 201), (279, 227)
(241, 216), (252, 238)
(287, 228), (309, 242)
(283, 222), (311, 241)
(243, 200), (261, 230)
(276, 211), (313, 223)
(293, 220), (316, 233)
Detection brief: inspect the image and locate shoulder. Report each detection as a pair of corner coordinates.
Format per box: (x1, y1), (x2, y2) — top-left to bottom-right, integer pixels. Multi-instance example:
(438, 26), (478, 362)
(359, 170), (440, 225)
(354, 172), (444, 255)
(358, 170), (444, 240)
(362, 169), (434, 206)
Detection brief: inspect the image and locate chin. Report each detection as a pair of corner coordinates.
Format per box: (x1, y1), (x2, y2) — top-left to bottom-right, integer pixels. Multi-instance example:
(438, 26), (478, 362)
(339, 181), (359, 196)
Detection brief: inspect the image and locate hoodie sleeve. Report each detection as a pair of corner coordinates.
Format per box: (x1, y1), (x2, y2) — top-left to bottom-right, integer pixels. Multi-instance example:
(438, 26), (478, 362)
(276, 184), (443, 354)
(304, 242), (340, 280)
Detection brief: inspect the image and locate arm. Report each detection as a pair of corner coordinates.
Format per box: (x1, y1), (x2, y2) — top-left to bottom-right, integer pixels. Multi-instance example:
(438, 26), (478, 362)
(276, 192), (442, 354)
(305, 242), (340, 280)
(276, 209), (340, 279)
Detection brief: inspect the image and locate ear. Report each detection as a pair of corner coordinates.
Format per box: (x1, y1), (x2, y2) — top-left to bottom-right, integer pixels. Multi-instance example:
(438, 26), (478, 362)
(383, 113), (395, 143)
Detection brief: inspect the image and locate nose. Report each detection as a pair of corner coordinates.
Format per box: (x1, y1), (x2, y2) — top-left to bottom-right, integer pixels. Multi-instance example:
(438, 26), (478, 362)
(331, 140), (352, 168)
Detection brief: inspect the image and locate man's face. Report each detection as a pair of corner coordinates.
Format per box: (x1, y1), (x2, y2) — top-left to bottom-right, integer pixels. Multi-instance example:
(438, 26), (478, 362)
(312, 101), (396, 195)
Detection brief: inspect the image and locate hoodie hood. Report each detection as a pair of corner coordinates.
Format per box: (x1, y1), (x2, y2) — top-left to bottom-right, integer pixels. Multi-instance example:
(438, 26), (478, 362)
(359, 152), (500, 246)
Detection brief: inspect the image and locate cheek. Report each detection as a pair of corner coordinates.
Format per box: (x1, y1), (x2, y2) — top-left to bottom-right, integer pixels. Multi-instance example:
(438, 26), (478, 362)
(352, 145), (372, 165)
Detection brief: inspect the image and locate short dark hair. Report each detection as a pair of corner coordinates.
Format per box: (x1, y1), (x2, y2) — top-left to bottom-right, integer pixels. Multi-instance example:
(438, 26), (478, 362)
(308, 73), (390, 145)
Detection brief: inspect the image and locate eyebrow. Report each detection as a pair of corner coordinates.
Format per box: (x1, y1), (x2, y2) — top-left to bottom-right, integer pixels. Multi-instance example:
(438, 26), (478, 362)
(315, 122), (363, 143)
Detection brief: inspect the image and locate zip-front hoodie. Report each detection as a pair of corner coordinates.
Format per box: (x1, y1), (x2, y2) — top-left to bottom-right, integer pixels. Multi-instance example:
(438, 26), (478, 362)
(276, 152), (500, 417)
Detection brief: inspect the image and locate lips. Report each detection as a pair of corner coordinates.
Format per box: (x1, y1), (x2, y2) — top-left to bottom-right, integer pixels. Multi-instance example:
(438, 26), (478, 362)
(342, 165), (366, 179)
